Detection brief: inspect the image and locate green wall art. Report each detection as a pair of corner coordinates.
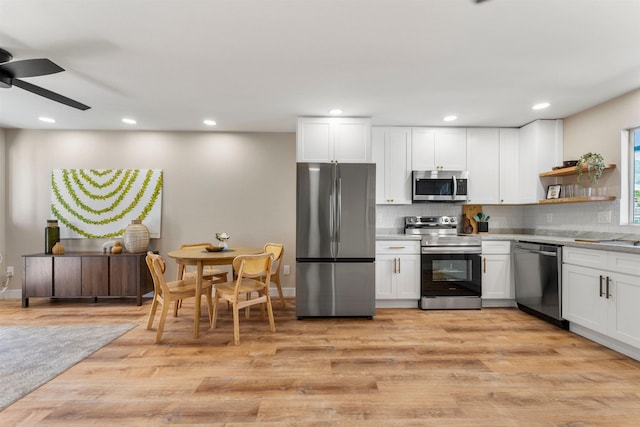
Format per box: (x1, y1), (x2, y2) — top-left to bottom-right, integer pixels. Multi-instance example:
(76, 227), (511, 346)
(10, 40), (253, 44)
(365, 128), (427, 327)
(51, 169), (163, 239)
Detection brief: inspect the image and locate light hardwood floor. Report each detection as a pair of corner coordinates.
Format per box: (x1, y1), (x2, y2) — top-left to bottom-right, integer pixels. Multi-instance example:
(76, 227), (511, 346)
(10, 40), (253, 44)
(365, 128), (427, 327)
(2, 297), (640, 426)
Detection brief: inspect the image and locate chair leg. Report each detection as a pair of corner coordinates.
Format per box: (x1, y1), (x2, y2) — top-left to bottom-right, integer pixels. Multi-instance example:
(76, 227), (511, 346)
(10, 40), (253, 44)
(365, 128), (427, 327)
(274, 278), (286, 307)
(266, 294), (276, 332)
(146, 295), (159, 330)
(232, 302), (241, 345)
(212, 291), (220, 329)
(205, 289), (214, 326)
(173, 299), (180, 317)
(156, 301), (171, 343)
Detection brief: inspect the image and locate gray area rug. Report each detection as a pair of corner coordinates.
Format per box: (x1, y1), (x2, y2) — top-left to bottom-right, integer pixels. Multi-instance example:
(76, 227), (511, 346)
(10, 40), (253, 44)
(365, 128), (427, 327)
(0, 324), (135, 411)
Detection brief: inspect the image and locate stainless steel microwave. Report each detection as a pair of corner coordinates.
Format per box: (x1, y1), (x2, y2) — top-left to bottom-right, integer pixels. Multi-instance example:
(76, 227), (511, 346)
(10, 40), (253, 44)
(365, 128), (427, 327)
(412, 170), (468, 202)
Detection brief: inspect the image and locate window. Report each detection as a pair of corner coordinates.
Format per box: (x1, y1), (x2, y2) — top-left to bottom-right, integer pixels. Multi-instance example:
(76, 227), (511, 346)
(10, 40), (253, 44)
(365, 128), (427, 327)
(632, 128), (640, 224)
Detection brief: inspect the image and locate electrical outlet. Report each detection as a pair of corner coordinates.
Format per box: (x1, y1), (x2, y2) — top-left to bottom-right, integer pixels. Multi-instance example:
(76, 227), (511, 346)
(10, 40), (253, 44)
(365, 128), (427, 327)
(6, 266), (13, 277)
(597, 211), (612, 224)
(283, 265), (290, 275)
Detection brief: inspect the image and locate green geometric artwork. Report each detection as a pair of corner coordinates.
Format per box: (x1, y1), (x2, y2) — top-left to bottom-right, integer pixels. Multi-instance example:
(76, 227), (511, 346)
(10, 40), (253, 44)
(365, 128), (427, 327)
(51, 169), (162, 239)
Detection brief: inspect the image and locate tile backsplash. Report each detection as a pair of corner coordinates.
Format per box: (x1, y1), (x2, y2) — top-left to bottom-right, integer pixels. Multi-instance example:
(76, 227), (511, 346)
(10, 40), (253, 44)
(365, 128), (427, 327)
(377, 200), (640, 238)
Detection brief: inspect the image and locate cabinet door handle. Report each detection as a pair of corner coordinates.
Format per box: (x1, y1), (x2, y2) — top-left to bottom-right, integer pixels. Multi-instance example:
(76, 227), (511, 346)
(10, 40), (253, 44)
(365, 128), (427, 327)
(599, 275), (604, 297)
(606, 276), (611, 299)
(398, 258), (401, 274)
(483, 257), (486, 273)
(388, 246), (406, 249)
(393, 258), (397, 274)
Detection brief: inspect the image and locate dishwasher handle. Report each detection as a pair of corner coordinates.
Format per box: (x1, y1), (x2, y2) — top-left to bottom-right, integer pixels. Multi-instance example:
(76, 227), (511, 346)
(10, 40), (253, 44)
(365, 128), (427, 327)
(514, 248), (558, 257)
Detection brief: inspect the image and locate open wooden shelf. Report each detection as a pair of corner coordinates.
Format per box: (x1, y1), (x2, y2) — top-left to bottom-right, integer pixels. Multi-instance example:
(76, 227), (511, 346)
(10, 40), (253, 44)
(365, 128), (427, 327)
(539, 164), (616, 178)
(539, 196), (616, 204)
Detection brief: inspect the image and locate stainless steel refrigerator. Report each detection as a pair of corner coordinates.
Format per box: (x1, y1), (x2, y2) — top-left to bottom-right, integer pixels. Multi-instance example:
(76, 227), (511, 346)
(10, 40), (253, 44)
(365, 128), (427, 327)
(296, 162), (376, 318)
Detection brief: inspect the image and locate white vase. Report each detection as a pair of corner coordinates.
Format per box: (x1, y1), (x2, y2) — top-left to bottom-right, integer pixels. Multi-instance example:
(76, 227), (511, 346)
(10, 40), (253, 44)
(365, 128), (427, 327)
(218, 241), (228, 250)
(123, 219), (150, 253)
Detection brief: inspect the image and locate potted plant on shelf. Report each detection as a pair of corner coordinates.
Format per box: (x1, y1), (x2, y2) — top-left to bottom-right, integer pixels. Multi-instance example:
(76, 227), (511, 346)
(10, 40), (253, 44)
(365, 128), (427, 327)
(576, 152), (605, 189)
(473, 212), (490, 233)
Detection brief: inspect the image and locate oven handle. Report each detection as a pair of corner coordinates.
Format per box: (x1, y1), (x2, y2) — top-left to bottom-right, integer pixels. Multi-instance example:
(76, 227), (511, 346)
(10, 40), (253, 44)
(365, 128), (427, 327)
(452, 175), (457, 200)
(421, 246), (481, 254)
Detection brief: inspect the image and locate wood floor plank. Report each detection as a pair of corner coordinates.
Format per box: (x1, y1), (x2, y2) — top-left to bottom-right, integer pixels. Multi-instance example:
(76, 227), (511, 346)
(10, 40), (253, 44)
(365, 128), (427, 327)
(2, 298), (640, 426)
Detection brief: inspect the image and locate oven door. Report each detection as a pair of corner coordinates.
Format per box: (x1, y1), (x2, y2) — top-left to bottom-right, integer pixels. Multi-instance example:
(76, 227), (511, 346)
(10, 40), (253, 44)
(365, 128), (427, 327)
(420, 252), (481, 309)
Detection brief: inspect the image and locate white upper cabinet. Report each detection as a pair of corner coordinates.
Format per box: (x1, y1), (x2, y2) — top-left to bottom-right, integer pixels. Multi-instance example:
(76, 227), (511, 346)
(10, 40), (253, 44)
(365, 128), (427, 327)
(467, 128), (500, 204)
(372, 127), (412, 204)
(518, 119), (563, 203)
(498, 128), (520, 204)
(466, 128), (520, 204)
(411, 127), (467, 171)
(296, 117), (372, 163)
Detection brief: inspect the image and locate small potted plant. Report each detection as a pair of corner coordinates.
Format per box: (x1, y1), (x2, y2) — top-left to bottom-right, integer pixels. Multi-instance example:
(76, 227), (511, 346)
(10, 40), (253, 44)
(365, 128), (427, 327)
(473, 212), (490, 233)
(576, 152), (605, 188)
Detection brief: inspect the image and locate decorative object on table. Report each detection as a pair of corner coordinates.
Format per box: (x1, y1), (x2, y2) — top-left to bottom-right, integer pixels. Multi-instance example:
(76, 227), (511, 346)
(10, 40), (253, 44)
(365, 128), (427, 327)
(44, 219), (60, 254)
(576, 152), (605, 187)
(50, 169), (163, 239)
(111, 242), (123, 254)
(51, 242), (65, 255)
(102, 240), (117, 254)
(123, 219), (150, 253)
(215, 232), (230, 250)
(204, 245), (224, 252)
(473, 212), (490, 233)
(546, 184), (561, 200)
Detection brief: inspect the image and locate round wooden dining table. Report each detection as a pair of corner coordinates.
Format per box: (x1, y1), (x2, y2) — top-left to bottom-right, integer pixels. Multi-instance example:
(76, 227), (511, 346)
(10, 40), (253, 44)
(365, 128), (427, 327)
(167, 246), (263, 338)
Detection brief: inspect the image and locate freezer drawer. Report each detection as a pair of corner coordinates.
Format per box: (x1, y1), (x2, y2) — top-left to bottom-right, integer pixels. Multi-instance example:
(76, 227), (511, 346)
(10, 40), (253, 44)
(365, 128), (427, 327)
(296, 261), (375, 318)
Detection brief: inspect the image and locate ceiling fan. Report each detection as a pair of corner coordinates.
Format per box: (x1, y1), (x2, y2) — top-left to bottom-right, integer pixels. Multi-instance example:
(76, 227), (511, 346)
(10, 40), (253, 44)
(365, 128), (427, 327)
(0, 48), (90, 111)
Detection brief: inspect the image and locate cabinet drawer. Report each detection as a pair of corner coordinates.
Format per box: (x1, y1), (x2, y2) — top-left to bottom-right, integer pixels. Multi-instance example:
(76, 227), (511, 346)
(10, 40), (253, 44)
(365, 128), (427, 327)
(376, 240), (420, 255)
(609, 252), (640, 276)
(563, 247), (609, 270)
(481, 240), (511, 255)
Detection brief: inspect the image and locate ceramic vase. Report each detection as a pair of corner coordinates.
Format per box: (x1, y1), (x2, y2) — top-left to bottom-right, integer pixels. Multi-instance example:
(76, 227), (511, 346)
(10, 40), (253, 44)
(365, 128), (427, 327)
(123, 219), (150, 253)
(218, 241), (228, 250)
(477, 222), (489, 233)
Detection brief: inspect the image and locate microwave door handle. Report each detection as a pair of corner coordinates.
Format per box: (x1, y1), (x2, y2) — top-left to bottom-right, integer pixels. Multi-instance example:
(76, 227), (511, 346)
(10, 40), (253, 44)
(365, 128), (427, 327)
(452, 175), (457, 200)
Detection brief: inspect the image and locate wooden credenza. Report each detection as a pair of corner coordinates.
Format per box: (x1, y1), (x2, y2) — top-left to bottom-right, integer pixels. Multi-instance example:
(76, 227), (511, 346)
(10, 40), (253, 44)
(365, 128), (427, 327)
(22, 252), (153, 307)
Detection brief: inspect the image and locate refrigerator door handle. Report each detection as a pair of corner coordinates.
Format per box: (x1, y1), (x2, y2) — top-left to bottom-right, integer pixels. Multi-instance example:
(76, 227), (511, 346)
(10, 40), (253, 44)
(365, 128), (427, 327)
(336, 177), (342, 256)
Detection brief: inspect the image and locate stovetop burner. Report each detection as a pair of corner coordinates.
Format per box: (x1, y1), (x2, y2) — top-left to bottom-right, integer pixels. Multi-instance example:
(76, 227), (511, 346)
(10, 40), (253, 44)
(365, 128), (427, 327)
(404, 215), (481, 249)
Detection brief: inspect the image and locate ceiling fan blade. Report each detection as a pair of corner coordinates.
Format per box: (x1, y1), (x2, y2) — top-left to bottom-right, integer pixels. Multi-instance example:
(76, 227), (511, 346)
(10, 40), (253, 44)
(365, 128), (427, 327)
(0, 58), (64, 78)
(12, 78), (90, 111)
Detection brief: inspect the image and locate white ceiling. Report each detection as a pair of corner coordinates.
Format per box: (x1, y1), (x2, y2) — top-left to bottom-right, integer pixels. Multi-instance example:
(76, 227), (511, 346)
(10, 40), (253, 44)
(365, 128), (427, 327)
(1, 0), (640, 132)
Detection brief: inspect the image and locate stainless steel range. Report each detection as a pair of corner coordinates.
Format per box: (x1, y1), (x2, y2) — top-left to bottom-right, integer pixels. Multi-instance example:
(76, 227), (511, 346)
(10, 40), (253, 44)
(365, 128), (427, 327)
(405, 216), (482, 310)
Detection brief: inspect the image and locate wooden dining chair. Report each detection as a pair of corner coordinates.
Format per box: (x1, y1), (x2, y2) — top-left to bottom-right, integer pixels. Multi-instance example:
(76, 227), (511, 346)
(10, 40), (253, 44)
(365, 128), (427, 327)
(176, 242), (229, 312)
(264, 243), (286, 307)
(212, 253), (275, 345)
(145, 252), (214, 343)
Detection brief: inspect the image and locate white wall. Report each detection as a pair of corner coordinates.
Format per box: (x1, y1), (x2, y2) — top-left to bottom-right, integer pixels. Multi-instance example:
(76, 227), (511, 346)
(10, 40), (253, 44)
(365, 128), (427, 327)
(3, 129), (296, 294)
(0, 129), (6, 290)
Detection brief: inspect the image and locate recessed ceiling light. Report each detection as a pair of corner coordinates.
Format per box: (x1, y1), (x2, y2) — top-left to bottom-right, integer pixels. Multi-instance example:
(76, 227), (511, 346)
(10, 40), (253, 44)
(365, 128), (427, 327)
(122, 118), (137, 125)
(38, 116), (55, 123)
(532, 102), (550, 110)
(443, 115), (457, 122)
(203, 119), (217, 126)
(329, 109), (343, 115)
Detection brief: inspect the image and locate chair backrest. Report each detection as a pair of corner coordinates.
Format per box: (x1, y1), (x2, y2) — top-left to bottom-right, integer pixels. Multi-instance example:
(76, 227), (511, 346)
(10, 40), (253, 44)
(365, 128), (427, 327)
(146, 251), (169, 297)
(263, 243), (284, 274)
(231, 253), (273, 294)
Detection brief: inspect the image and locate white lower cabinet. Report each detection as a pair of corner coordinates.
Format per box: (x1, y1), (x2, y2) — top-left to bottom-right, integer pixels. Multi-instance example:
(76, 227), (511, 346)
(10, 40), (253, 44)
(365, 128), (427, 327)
(563, 247), (640, 358)
(481, 241), (514, 306)
(376, 240), (420, 308)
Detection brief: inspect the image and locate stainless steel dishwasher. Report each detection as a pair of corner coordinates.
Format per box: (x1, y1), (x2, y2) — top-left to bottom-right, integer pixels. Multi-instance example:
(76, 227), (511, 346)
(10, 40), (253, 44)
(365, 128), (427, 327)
(512, 241), (568, 329)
